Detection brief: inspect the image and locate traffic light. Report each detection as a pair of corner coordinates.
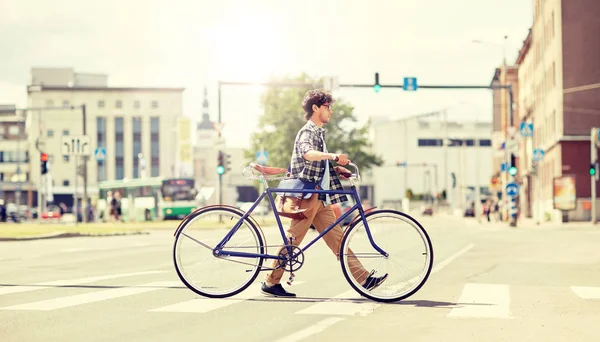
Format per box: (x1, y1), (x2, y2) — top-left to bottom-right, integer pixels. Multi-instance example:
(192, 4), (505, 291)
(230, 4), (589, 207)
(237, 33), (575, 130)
(216, 151), (232, 175)
(508, 153), (517, 176)
(40, 153), (49, 175)
(374, 72), (381, 93)
(217, 151), (225, 175)
(590, 161), (598, 177)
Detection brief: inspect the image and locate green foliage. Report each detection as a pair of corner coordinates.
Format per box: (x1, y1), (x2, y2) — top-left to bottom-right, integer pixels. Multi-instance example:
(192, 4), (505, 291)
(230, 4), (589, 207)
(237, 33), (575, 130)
(244, 74), (384, 172)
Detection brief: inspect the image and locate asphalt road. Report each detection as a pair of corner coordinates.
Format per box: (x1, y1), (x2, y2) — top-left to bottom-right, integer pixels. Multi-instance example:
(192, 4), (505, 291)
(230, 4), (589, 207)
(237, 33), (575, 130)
(1, 214), (599, 342)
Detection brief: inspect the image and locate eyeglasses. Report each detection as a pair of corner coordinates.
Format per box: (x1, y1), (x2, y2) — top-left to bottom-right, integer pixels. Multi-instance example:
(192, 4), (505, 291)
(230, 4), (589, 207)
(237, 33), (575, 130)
(322, 104), (333, 110)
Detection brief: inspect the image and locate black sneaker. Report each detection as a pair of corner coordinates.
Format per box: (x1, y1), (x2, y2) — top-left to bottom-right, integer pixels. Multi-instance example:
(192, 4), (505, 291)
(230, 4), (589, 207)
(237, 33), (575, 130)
(261, 283), (296, 297)
(362, 271), (388, 291)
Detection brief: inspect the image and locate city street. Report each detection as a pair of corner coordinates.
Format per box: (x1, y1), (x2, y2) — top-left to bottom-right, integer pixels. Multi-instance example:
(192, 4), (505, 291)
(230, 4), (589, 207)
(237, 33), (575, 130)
(1, 215), (599, 342)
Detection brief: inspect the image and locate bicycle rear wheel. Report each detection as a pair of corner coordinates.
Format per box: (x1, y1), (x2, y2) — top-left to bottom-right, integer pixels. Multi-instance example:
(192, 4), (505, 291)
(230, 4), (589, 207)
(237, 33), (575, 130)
(340, 209), (433, 303)
(173, 206), (265, 298)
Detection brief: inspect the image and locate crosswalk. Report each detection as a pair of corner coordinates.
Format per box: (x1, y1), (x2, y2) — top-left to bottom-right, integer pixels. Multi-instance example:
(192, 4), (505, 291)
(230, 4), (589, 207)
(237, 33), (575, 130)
(1, 271), (598, 316)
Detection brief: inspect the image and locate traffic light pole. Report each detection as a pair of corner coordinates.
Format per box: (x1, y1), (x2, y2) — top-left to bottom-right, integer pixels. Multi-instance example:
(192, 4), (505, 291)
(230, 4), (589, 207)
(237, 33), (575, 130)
(216, 78), (516, 225)
(592, 128), (598, 224)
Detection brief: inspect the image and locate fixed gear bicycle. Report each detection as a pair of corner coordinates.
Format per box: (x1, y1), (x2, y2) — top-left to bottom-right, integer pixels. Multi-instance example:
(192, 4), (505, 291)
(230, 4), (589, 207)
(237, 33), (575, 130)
(173, 162), (434, 303)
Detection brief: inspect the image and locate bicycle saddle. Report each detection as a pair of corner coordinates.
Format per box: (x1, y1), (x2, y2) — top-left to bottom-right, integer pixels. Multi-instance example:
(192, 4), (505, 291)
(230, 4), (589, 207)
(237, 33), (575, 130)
(250, 163), (287, 175)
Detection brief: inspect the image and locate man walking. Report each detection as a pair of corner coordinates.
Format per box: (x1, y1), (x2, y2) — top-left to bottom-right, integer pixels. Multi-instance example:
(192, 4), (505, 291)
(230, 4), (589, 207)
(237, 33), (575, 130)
(261, 89), (388, 297)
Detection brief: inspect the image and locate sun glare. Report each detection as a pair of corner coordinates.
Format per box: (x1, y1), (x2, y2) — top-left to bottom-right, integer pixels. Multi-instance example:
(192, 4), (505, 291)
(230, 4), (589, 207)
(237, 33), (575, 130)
(207, 12), (283, 83)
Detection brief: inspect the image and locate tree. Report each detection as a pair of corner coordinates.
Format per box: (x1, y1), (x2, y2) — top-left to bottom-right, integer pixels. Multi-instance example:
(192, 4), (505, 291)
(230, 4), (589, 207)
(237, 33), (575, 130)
(245, 74), (384, 173)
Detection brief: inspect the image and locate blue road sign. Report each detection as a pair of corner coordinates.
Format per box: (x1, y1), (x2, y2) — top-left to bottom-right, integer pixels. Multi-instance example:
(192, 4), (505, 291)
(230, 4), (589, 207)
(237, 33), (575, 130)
(520, 122), (533, 137)
(94, 147), (106, 161)
(506, 182), (519, 198)
(500, 162), (509, 172)
(403, 77), (418, 91)
(255, 150), (269, 165)
(532, 148), (545, 161)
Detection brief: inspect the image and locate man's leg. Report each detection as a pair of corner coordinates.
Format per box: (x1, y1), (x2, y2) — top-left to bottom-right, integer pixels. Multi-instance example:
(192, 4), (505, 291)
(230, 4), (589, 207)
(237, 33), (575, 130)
(311, 204), (372, 285)
(264, 194), (320, 286)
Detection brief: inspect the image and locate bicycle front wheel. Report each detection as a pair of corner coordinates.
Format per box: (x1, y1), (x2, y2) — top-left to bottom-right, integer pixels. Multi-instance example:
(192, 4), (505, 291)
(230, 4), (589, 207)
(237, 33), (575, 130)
(340, 209), (433, 303)
(173, 207), (265, 298)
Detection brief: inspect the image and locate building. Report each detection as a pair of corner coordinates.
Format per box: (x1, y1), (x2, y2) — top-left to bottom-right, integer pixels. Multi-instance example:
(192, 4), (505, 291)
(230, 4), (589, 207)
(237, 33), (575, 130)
(25, 68), (184, 208)
(0, 105), (32, 205)
(370, 116), (493, 212)
(509, 0), (600, 222)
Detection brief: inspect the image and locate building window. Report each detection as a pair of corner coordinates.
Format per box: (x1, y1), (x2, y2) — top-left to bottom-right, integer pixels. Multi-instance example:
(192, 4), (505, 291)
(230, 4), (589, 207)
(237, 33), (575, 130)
(63, 129), (69, 136)
(151, 117), (160, 176)
(97, 117), (107, 181)
(47, 129), (54, 137)
(417, 139), (442, 147)
(134, 100), (140, 109)
(63, 180), (70, 186)
(151, 101), (159, 109)
(98, 100), (105, 108)
(133, 117), (142, 177)
(479, 139), (492, 147)
(63, 155), (70, 162)
(8, 125), (19, 136)
(115, 117), (124, 180)
(115, 100), (122, 108)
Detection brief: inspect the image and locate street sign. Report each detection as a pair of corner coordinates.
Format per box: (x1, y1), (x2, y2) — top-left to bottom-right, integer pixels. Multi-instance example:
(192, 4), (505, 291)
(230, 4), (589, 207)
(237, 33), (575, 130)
(532, 148), (545, 161)
(506, 182), (519, 198)
(94, 147), (107, 161)
(500, 162), (509, 172)
(255, 150), (269, 165)
(61, 135), (91, 156)
(403, 77), (418, 91)
(519, 122), (533, 137)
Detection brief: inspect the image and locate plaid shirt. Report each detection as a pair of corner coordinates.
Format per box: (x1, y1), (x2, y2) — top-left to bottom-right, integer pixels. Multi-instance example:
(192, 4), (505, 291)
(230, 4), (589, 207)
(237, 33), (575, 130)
(288, 120), (348, 204)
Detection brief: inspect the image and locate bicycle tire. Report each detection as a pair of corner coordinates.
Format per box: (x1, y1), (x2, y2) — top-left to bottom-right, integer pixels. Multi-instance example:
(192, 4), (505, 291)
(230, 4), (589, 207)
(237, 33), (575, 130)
(339, 209), (434, 303)
(173, 206), (265, 298)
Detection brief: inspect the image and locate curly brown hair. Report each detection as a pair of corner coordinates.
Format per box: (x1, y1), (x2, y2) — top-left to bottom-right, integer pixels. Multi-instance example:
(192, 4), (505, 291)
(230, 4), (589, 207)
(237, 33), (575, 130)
(301, 89), (334, 120)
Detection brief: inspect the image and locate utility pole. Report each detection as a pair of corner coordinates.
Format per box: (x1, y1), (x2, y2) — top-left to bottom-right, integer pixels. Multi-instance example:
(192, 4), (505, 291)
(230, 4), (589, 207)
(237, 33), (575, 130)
(81, 104), (88, 223)
(592, 128), (598, 224)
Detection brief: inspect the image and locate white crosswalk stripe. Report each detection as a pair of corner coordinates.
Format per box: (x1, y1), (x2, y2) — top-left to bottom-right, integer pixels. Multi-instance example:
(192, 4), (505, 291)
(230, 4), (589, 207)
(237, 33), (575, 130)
(447, 283), (512, 319)
(0, 281), (179, 311)
(571, 286), (600, 299)
(150, 281), (305, 313)
(0, 270), (166, 296)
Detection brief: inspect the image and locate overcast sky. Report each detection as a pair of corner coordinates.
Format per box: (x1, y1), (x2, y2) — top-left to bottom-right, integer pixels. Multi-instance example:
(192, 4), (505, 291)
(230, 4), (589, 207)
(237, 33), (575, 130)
(0, 0), (533, 147)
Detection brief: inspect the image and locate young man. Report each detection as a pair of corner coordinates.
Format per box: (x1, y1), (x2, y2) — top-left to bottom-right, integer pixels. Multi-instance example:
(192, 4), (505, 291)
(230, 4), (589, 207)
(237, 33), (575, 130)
(261, 89), (388, 297)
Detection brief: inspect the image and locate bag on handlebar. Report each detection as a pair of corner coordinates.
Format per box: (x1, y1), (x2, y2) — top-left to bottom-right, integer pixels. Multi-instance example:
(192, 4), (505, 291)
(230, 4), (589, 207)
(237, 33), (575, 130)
(274, 178), (318, 220)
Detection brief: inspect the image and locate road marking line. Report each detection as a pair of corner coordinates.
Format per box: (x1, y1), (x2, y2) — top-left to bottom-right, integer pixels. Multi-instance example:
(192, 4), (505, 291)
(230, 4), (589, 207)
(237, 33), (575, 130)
(0, 270), (166, 296)
(447, 283), (511, 319)
(151, 281), (305, 313)
(295, 244), (475, 316)
(0, 281), (176, 311)
(295, 290), (379, 316)
(432, 244), (475, 273)
(571, 286), (600, 299)
(275, 317), (345, 342)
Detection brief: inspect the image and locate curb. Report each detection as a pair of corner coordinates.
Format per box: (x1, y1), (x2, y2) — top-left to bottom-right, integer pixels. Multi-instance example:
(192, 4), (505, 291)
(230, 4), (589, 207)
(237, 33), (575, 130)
(0, 230), (149, 242)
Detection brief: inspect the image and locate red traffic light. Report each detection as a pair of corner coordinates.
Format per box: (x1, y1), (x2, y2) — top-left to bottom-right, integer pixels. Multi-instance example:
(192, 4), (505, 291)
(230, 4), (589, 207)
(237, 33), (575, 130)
(40, 153), (49, 162)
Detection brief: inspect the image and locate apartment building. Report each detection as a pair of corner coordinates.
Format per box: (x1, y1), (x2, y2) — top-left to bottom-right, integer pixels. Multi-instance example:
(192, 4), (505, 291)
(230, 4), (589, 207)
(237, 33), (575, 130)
(26, 68), (184, 208)
(0, 105), (31, 205)
(502, 0), (600, 222)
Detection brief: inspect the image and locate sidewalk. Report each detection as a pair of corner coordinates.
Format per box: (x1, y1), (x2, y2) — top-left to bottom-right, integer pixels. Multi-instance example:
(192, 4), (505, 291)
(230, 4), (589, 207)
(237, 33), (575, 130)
(439, 211), (598, 230)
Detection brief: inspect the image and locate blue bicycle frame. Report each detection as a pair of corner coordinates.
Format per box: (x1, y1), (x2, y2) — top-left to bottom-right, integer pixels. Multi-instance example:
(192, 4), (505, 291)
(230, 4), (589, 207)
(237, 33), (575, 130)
(212, 185), (389, 264)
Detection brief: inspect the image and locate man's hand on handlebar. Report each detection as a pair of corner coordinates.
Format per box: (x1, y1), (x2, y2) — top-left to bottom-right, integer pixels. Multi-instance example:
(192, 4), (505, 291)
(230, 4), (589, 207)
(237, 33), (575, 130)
(332, 153), (350, 166)
(334, 166), (352, 180)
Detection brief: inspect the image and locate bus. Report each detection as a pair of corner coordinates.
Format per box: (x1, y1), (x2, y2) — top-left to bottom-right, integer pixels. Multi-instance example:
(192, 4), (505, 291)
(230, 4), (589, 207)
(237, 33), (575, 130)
(97, 177), (198, 222)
